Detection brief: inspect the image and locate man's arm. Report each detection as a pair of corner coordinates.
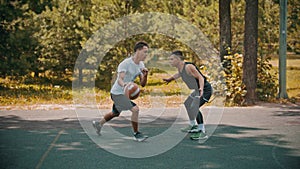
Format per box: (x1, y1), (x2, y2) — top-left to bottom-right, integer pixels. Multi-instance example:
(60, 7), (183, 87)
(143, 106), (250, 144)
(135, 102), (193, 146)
(117, 72), (127, 87)
(163, 73), (180, 84)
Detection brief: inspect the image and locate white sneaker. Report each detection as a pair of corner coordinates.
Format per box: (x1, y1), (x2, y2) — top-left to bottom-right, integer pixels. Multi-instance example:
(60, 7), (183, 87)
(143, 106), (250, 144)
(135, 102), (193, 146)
(92, 121), (102, 135)
(133, 132), (148, 142)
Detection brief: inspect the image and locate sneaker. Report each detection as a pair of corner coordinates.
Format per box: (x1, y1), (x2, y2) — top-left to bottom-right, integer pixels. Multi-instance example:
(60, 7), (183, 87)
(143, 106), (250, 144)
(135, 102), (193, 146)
(92, 121), (102, 135)
(134, 132), (148, 142)
(188, 125), (200, 133)
(181, 125), (198, 133)
(190, 131), (208, 140)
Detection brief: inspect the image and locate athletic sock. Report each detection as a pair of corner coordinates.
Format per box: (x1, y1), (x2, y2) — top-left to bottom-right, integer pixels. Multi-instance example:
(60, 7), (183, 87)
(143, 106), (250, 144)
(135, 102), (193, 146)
(190, 120), (197, 126)
(198, 124), (205, 133)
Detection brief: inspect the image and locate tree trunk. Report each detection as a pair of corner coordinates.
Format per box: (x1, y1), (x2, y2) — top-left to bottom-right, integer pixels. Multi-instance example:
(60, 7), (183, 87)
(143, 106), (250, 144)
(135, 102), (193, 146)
(243, 0), (258, 105)
(78, 68), (83, 87)
(219, 0), (231, 64)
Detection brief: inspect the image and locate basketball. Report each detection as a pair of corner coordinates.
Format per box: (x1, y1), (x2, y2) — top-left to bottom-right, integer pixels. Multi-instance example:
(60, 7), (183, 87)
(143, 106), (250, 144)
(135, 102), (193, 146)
(124, 82), (140, 100)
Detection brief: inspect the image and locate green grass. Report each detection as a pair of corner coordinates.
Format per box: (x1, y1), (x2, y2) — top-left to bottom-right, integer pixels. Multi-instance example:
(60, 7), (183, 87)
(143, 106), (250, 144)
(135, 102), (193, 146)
(286, 69), (300, 98)
(0, 72), (188, 107)
(270, 57), (300, 99)
(0, 81), (72, 105)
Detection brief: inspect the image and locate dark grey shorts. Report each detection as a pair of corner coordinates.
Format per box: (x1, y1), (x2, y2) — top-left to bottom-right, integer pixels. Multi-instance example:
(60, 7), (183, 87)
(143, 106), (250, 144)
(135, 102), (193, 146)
(111, 94), (136, 115)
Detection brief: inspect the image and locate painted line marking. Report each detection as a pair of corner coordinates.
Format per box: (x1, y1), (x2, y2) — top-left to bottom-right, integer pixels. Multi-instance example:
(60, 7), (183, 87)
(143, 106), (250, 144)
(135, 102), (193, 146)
(35, 129), (64, 169)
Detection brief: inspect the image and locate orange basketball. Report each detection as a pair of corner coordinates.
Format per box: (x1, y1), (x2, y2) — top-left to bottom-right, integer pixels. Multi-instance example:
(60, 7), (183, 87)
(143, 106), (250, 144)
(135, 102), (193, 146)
(124, 82), (140, 100)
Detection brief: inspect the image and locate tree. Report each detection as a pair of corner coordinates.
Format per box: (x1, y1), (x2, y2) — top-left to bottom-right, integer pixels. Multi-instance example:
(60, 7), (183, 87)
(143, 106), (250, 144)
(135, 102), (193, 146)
(219, 0), (231, 64)
(0, 0), (51, 78)
(34, 0), (92, 83)
(243, 0), (258, 104)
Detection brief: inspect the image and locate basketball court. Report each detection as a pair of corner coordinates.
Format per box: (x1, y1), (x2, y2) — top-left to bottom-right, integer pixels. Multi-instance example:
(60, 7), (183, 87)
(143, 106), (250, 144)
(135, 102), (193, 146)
(1, 103), (299, 169)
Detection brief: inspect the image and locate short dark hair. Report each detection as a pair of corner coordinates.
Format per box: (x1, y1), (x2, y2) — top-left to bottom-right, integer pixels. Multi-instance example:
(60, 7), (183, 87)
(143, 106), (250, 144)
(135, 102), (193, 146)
(171, 50), (184, 60)
(134, 41), (149, 52)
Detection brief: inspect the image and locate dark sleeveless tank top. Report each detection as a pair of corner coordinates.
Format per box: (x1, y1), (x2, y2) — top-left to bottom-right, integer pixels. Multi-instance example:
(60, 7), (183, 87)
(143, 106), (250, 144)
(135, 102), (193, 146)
(179, 62), (209, 90)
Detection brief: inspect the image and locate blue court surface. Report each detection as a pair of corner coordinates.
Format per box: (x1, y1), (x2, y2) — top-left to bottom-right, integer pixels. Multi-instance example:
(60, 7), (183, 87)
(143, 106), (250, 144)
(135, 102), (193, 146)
(1, 105), (299, 169)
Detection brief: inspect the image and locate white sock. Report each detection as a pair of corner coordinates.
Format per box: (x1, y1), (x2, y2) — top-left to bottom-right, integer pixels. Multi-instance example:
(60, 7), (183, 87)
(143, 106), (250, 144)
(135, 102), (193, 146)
(190, 120), (196, 126)
(198, 124), (205, 133)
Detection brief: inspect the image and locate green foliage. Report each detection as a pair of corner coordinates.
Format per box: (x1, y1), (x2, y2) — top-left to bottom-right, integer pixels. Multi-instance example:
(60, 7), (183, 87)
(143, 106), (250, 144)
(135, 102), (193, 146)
(222, 51), (279, 105)
(181, 0), (219, 49)
(287, 0), (300, 54)
(222, 53), (247, 106)
(33, 0), (91, 81)
(230, 0), (245, 54)
(0, 1), (41, 77)
(256, 57), (278, 101)
(258, 0), (280, 57)
(1, 0), (299, 105)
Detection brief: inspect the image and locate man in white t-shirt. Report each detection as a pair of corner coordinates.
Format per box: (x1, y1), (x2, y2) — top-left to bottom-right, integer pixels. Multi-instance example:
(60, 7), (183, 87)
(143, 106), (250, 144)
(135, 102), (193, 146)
(93, 41), (149, 142)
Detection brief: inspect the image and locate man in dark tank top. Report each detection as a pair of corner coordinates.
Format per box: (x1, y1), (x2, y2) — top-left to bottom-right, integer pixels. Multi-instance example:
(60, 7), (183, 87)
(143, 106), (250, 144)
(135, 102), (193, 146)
(163, 50), (212, 140)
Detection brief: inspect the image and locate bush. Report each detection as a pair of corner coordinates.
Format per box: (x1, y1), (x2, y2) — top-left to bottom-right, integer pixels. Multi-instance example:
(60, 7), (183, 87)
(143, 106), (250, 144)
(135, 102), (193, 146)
(222, 53), (247, 106)
(222, 52), (278, 106)
(256, 57), (278, 101)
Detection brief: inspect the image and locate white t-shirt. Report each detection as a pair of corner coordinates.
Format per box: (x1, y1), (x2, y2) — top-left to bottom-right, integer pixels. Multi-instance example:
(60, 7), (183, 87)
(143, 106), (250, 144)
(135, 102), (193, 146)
(110, 57), (145, 95)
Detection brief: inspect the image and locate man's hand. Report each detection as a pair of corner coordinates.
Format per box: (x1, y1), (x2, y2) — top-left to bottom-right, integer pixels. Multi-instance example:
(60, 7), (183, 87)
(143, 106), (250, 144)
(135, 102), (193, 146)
(198, 89), (203, 98)
(141, 68), (148, 76)
(163, 77), (174, 84)
(140, 68), (148, 87)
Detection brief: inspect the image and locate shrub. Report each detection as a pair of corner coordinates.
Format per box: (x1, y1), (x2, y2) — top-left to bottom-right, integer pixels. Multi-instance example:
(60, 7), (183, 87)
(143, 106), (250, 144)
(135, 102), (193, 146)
(222, 52), (278, 106)
(256, 57), (278, 101)
(222, 53), (247, 106)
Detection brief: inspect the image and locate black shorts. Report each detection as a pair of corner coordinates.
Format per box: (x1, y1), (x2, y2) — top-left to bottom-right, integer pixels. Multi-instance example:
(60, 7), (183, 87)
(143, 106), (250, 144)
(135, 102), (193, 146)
(188, 84), (212, 107)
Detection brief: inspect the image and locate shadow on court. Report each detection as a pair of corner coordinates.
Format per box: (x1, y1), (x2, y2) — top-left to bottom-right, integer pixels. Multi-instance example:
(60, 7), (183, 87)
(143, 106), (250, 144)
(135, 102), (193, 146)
(0, 107), (299, 169)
